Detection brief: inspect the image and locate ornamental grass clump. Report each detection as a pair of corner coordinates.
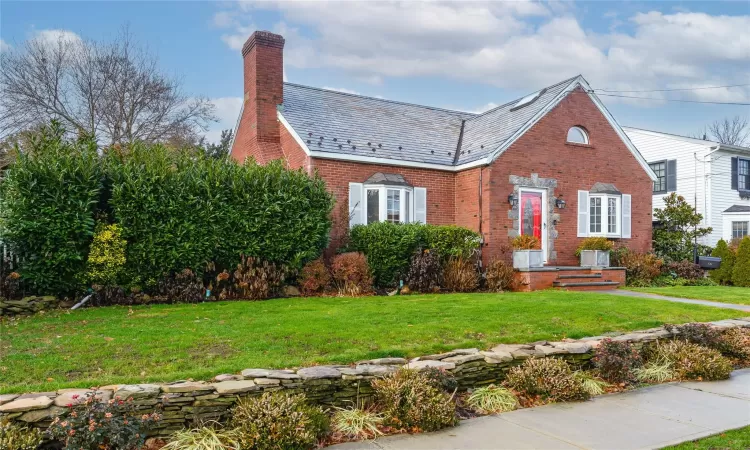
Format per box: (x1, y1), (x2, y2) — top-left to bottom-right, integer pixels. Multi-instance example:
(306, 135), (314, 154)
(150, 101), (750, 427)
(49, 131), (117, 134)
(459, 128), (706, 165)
(0, 417), (43, 450)
(574, 237), (614, 256)
(593, 338), (642, 384)
(485, 259), (516, 292)
(48, 393), (161, 450)
(651, 340), (733, 381)
(330, 407), (383, 440)
(574, 371), (609, 396)
(443, 256), (479, 292)
(371, 368), (457, 432)
(634, 360), (676, 384)
(505, 357), (590, 402)
(230, 392), (328, 450)
(162, 424), (241, 450)
(466, 385), (519, 414)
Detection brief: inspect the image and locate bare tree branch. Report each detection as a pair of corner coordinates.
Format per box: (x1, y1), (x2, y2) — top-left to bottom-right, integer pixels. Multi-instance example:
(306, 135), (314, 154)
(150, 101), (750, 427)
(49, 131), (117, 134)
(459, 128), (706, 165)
(0, 27), (216, 145)
(707, 116), (750, 146)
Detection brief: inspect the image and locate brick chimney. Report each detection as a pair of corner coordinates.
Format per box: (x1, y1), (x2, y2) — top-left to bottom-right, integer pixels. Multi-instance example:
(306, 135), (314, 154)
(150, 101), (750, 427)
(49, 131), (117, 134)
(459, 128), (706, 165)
(231, 31), (285, 163)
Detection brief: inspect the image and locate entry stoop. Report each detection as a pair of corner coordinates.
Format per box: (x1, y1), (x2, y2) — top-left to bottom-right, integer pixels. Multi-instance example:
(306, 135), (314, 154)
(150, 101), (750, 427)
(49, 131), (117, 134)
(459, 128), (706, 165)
(514, 267), (625, 291)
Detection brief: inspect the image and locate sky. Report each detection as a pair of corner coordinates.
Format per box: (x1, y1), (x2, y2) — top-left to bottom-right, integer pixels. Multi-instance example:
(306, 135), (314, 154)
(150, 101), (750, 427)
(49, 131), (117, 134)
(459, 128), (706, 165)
(1, 0), (749, 144)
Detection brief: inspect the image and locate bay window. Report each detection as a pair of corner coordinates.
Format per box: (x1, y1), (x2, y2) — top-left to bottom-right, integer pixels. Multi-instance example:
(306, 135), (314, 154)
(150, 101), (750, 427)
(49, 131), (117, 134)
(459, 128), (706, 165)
(365, 185), (415, 224)
(349, 175), (426, 227)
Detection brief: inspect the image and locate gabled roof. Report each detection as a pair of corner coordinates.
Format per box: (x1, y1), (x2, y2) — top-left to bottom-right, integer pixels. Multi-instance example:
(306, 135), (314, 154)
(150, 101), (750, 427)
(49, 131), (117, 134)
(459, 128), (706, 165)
(623, 127), (750, 155)
(277, 75), (656, 179)
(724, 205), (750, 213)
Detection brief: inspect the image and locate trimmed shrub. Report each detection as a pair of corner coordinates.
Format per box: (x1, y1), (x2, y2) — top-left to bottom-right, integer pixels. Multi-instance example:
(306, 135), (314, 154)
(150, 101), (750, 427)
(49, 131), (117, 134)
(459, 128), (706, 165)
(616, 250), (663, 286)
(466, 385), (518, 414)
(593, 338), (642, 384)
(406, 250), (443, 292)
(372, 368), (457, 432)
(652, 193), (712, 263)
(575, 237), (614, 256)
(0, 417), (43, 450)
(511, 234), (540, 250)
(709, 239), (735, 285)
(86, 223), (127, 286)
(664, 323), (722, 349)
(485, 259), (516, 292)
(230, 392), (328, 450)
(105, 145), (333, 287)
(331, 407), (383, 440)
(664, 260), (704, 281)
(162, 425), (241, 450)
(718, 327), (750, 361)
(156, 268), (205, 303)
(651, 340), (733, 381)
(347, 222), (480, 287)
(331, 252), (373, 296)
(505, 358), (590, 402)
(298, 258), (331, 296)
(222, 256), (288, 300)
(0, 122), (102, 297)
(422, 367), (458, 393)
(48, 394), (161, 450)
(443, 256), (479, 292)
(732, 236), (750, 287)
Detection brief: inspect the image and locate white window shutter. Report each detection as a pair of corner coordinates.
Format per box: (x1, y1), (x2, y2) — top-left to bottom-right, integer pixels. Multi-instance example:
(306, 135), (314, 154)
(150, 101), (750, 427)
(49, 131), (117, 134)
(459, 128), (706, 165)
(414, 187), (427, 223)
(577, 190), (589, 237)
(622, 194), (632, 239)
(348, 183), (364, 227)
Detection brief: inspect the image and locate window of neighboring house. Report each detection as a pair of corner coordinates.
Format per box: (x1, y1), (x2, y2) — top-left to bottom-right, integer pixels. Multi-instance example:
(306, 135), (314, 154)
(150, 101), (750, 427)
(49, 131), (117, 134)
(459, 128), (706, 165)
(567, 126), (589, 145)
(740, 159), (750, 191)
(733, 221), (749, 239)
(650, 161), (667, 194)
(590, 194), (620, 236)
(365, 185), (415, 224)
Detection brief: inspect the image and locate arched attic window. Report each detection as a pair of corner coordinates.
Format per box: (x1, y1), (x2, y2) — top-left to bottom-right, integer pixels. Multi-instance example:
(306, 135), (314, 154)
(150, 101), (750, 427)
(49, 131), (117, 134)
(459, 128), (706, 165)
(567, 126), (589, 145)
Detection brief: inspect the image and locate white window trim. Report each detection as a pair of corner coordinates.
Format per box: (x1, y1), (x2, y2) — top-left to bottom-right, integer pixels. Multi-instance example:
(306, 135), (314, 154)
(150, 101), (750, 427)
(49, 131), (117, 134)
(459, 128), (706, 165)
(722, 212), (750, 242)
(364, 184), (415, 224)
(588, 194), (621, 237)
(567, 126), (589, 145)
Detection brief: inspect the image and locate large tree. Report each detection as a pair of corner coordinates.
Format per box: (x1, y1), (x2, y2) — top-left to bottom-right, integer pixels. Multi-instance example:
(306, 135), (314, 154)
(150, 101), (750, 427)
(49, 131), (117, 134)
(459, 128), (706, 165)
(0, 28), (216, 146)
(696, 116), (749, 147)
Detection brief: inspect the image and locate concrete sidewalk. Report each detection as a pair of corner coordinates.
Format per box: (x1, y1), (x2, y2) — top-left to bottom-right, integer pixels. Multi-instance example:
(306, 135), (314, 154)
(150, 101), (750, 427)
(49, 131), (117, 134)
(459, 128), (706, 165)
(329, 369), (750, 450)
(601, 289), (750, 312)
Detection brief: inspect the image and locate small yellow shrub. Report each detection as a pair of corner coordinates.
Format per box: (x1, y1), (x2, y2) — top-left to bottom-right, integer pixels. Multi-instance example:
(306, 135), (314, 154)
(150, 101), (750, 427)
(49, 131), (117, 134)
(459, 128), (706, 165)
(86, 223), (126, 286)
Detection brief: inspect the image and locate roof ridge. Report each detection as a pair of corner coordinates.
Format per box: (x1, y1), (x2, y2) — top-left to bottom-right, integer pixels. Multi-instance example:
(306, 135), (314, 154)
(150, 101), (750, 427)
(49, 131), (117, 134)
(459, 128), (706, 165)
(467, 75), (582, 120)
(623, 126), (719, 145)
(283, 82), (476, 117)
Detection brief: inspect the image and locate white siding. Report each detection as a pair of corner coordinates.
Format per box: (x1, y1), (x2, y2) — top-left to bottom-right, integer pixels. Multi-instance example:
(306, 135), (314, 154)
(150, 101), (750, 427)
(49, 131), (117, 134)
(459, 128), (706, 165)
(624, 128), (714, 245)
(709, 149), (750, 245)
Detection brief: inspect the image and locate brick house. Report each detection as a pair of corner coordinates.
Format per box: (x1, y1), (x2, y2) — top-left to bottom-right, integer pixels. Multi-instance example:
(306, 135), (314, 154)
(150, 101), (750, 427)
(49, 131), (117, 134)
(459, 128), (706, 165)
(231, 31), (656, 287)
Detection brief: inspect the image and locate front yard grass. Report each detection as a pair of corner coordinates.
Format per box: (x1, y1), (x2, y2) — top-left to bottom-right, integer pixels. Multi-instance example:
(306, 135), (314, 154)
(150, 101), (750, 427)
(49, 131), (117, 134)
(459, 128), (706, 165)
(626, 286), (750, 305)
(2, 290), (747, 394)
(662, 426), (750, 450)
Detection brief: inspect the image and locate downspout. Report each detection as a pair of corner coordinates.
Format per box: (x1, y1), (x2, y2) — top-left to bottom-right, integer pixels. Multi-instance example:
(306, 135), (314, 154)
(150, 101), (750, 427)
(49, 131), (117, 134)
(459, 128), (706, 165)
(478, 165), (484, 267)
(692, 144), (721, 259)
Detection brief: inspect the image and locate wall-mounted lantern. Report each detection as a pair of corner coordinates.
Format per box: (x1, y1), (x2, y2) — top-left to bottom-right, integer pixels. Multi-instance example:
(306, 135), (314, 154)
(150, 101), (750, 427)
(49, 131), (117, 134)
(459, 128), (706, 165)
(555, 198), (567, 209)
(508, 194), (518, 207)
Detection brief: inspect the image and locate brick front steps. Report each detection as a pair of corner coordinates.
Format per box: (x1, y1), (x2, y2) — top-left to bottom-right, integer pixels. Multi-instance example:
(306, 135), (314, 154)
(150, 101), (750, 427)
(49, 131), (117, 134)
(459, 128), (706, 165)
(514, 266), (625, 291)
(1, 318), (748, 438)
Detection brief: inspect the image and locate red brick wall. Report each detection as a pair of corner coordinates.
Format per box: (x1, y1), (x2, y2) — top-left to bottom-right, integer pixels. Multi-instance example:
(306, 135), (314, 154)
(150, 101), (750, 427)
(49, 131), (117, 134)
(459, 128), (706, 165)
(231, 32), (285, 164)
(279, 124), (312, 173)
(484, 87), (653, 265)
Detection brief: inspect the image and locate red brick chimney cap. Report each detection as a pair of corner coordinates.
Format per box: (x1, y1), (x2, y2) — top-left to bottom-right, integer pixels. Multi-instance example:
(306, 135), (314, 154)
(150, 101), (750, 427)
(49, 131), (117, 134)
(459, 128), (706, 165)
(242, 31), (285, 57)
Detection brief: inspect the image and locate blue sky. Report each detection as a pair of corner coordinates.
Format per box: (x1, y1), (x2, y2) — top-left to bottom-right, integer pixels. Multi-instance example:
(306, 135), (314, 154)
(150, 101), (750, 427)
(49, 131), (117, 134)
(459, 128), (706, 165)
(2, 1), (748, 143)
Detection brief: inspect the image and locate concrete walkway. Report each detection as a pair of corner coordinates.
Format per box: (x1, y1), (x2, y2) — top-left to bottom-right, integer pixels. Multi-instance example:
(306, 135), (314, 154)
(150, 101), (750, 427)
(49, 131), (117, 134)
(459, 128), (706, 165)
(330, 369), (750, 450)
(600, 289), (750, 312)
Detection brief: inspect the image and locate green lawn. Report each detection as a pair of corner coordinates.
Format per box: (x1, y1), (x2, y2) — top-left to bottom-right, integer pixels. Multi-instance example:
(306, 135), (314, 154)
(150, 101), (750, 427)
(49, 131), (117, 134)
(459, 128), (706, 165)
(1, 291), (746, 394)
(662, 426), (750, 450)
(626, 286), (750, 305)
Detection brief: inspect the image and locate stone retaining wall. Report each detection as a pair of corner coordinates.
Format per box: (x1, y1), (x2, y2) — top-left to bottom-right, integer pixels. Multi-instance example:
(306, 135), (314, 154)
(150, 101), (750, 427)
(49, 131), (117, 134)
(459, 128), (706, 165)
(0, 296), (58, 316)
(1, 318), (748, 437)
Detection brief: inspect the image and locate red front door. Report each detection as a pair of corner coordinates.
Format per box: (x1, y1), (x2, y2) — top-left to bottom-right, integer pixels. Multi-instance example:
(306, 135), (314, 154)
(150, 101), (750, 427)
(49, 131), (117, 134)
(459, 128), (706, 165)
(520, 191), (542, 240)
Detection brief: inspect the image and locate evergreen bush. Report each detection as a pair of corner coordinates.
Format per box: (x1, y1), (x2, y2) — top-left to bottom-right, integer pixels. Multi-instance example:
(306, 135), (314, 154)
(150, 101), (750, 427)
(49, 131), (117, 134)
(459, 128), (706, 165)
(732, 236), (750, 287)
(709, 239), (735, 285)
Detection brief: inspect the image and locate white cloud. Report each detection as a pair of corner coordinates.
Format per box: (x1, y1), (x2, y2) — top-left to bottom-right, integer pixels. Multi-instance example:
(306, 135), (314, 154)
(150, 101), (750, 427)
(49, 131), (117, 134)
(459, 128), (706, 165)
(215, 2), (750, 104)
(212, 11), (237, 28)
(0, 39), (11, 53)
(33, 29), (82, 47)
(466, 102), (500, 114)
(204, 96), (243, 144)
(321, 86), (360, 95)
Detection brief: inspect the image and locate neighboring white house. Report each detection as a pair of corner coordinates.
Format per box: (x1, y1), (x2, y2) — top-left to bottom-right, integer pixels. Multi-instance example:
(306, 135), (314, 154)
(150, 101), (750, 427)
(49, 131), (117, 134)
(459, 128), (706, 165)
(624, 127), (750, 247)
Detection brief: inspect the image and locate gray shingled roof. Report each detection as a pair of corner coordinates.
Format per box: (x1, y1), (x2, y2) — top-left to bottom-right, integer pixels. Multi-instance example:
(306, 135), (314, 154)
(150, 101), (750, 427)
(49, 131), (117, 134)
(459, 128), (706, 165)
(724, 205), (750, 213)
(281, 76), (582, 167)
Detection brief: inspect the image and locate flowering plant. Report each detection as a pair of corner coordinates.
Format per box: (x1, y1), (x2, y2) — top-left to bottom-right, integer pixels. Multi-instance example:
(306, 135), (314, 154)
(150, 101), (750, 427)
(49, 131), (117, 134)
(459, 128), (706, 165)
(48, 391), (161, 450)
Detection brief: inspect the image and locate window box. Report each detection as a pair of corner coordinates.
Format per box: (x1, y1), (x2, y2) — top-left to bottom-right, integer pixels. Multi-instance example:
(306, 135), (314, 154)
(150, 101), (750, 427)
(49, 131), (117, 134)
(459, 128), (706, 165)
(579, 250), (610, 268)
(513, 250), (544, 269)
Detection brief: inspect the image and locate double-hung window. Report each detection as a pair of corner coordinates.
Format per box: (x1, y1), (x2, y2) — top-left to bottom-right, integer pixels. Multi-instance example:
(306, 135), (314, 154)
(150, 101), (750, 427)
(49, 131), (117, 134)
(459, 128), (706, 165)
(740, 159), (749, 191)
(350, 175), (426, 227)
(733, 221), (749, 240)
(589, 194), (620, 236)
(649, 161), (667, 194)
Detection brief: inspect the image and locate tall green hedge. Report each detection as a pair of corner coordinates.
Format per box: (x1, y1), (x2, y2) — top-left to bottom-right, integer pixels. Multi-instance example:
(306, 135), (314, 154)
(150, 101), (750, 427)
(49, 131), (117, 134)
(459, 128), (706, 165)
(348, 222), (480, 287)
(732, 236), (750, 287)
(709, 239), (734, 285)
(0, 123), (102, 296)
(105, 145), (334, 286)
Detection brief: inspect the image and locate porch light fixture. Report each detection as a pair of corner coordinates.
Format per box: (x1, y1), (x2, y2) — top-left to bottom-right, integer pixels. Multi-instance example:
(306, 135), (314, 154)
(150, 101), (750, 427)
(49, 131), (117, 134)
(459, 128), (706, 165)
(508, 194), (518, 207)
(555, 198), (567, 209)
